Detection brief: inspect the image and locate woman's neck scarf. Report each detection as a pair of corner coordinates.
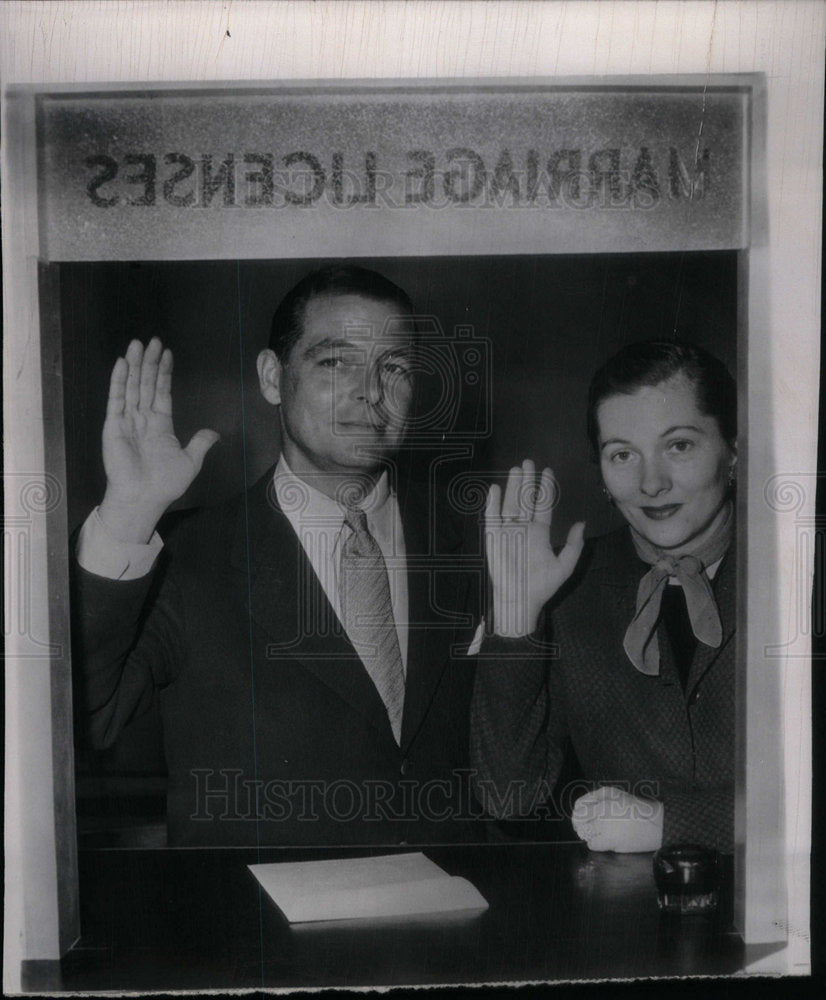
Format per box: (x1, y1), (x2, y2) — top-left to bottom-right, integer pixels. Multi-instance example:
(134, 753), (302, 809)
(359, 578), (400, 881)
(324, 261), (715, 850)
(623, 502), (734, 676)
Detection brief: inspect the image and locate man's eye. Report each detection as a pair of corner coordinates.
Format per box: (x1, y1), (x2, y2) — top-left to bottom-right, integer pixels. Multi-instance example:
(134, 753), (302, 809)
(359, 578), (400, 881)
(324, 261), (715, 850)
(319, 353), (360, 369)
(381, 360), (413, 378)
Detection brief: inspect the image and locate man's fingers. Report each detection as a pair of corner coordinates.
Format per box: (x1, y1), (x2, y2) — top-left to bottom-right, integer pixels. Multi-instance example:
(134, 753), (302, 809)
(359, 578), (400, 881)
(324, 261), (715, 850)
(123, 340), (144, 411)
(556, 521), (586, 578)
(106, 356), (128, 419)
(138, 337), (163, 411)
(184, 429), (220, 471)
(153, 348), (174, 416)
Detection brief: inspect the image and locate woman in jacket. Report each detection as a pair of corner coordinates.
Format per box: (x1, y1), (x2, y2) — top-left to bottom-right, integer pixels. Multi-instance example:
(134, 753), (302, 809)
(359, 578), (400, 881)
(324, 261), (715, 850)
(472, 339), (737, 852)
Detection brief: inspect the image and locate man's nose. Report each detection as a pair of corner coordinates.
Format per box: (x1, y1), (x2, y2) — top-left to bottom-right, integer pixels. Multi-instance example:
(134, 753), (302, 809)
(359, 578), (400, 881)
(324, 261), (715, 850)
(639, 458), (671, 497)
(356, 364), (384, 405)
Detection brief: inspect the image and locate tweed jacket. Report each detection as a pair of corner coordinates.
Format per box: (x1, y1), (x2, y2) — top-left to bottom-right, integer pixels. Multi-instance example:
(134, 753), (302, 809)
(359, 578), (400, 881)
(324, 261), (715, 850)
(471, 526), (735, 851)
(73, 468), (483, 847)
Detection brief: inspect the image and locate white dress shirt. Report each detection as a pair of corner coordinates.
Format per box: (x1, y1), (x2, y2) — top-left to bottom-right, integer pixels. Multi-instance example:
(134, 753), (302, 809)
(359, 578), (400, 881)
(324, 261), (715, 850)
(272, 456), (409, 671)
(76, 455), (410, 670)
(667, 556), (723, 587)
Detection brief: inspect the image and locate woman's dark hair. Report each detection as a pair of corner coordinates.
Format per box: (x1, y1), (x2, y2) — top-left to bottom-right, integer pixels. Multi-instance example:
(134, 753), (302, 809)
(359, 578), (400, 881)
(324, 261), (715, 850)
(586, 340), (737, 458)
(268, 264), (415, 361)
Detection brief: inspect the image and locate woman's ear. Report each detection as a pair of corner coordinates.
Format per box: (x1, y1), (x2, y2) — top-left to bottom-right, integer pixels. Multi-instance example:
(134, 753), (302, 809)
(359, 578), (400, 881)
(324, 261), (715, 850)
(257, 349), (282, 406)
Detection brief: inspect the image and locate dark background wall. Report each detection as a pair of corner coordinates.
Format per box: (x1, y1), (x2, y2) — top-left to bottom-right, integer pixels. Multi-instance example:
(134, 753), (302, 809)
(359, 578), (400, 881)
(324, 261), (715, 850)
(60, 252), (737, 823)
(60, 252), (737, 546)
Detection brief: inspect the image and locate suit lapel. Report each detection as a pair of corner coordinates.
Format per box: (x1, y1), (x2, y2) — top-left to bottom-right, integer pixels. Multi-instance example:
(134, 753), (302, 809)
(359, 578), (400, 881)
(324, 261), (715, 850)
(398, 481), (470, 751)
(596, 529), (647, 648)
(230, 469), (391, 735)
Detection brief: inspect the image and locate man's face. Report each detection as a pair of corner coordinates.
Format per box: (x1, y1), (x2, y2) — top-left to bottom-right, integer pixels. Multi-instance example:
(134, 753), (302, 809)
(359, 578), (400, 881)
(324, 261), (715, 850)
(267, 293), (416, 485)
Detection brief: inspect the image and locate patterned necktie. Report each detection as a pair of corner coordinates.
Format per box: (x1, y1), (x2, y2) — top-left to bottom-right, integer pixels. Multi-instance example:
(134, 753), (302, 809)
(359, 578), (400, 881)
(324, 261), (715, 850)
(339, 506), (405, 744)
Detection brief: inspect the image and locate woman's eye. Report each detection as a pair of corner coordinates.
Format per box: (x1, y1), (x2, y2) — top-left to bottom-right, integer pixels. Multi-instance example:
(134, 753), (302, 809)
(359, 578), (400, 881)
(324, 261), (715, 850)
(668, 439), (695, 454)
(609, 450), (634, 464)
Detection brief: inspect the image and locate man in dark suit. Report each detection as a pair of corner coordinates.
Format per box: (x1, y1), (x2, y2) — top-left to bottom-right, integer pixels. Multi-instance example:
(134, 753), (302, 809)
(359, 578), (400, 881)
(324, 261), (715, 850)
(74, 265), (482, 846)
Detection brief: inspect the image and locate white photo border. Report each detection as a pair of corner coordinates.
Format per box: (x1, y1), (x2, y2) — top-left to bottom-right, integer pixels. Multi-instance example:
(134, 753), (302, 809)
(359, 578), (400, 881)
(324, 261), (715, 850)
(2, 1), (821, 990)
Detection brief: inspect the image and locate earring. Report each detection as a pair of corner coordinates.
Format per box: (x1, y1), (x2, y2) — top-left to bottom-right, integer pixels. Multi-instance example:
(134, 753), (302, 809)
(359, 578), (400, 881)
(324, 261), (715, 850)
(727, 466), (736, 487)
(601, 487), (615, 506)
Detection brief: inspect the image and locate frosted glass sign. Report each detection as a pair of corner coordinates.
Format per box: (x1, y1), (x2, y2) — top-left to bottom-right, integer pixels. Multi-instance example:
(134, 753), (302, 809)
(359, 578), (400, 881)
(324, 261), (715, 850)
(36, 84), (749, 260)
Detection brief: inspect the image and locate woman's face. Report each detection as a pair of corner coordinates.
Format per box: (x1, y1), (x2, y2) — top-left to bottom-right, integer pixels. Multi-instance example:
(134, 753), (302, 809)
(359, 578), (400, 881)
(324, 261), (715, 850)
(597, 374), (735, 550)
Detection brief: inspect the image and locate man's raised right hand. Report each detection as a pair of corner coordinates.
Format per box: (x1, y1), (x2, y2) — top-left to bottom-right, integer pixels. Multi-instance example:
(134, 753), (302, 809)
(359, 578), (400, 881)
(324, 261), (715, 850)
(98, 338), (219, 544)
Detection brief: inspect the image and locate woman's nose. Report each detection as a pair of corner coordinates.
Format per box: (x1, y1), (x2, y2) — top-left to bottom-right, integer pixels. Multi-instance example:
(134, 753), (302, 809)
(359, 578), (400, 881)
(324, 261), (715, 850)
(639, 459), (671, 497)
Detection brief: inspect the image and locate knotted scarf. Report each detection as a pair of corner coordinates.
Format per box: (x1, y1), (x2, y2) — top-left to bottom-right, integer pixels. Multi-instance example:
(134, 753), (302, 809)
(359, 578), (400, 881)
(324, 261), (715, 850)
(623, 503), (733, 676)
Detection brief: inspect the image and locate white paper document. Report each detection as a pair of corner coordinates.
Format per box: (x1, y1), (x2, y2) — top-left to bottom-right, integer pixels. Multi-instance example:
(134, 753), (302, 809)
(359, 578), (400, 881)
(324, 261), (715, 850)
(249, 852), (489, 923)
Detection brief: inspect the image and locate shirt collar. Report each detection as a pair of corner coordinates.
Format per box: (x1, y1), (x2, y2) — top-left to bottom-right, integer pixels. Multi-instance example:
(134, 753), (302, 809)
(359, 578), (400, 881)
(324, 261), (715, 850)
(273, 454), (392, 526)
(667, 555), (724, 585)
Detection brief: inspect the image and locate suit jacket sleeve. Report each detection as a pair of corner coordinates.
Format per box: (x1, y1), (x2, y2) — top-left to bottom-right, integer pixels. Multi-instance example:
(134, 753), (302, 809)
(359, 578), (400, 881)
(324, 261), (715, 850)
(471, 530), (735, 851)
(72, 553), (184, 750)
(470, 632), (568, 819)
(659, 783), (733, 852)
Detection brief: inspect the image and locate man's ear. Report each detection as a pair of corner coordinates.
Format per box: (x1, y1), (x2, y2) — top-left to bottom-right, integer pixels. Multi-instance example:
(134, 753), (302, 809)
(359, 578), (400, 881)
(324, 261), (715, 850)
(727, 440), (738, 485)
(257, 349), (282, 406)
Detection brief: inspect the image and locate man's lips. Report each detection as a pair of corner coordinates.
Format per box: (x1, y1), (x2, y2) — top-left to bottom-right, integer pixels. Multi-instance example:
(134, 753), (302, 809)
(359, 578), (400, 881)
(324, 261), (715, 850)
(336, 421), (389, 433)
(640, 504), (682, 521)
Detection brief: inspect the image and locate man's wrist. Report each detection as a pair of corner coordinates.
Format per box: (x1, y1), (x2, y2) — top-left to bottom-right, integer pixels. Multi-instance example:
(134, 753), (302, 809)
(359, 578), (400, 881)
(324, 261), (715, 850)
(99, 490), (168, 545)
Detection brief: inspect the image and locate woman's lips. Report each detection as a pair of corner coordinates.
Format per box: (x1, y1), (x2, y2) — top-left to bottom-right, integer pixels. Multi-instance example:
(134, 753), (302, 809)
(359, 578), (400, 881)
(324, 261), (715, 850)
(640, 504), (682, 520)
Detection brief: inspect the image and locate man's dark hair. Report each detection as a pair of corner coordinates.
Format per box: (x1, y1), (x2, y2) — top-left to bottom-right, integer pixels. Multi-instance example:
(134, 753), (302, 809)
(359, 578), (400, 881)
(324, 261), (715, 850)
(586, 339), (737, 458)
(269, 264), (416, 361)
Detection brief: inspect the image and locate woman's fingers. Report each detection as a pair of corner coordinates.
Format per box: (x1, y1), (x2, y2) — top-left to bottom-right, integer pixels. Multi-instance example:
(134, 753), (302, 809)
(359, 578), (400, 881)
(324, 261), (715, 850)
(557, 521), (586, 579)
(484, 482), (502, 530)
(534, 467), (555, 526)
(501, 459), (545, 522)
(500, 465), (522, 520)
(519, 458), (536, 520)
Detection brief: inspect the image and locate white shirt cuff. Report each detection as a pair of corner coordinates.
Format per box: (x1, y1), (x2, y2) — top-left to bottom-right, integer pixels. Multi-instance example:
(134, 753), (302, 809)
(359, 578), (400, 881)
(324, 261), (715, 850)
(467, 619), (486, 657)
(76, 507), (163, 580)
